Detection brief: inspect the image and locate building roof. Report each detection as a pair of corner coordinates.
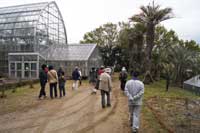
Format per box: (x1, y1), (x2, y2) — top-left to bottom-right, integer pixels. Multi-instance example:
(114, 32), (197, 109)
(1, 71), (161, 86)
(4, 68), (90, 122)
(0, 2), (48, 14)
(0, 2), (48, 30)
(42, 44), (97, 61)
(184, 75), (200, 87)
(0, 1), (67, 44)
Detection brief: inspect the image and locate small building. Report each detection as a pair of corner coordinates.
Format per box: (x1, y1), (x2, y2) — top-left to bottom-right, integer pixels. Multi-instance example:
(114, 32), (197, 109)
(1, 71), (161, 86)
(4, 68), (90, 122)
(41, 44), (102, 78)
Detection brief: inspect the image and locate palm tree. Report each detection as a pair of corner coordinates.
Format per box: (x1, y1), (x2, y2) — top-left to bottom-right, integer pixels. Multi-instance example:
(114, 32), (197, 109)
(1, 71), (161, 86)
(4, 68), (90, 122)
(167, 45), (198, 86)
(130, 1), (173, 83)
(128, 23), (146, 72)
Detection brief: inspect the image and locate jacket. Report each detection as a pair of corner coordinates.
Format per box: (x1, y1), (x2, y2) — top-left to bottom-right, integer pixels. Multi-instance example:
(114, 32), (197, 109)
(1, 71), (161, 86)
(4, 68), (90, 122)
(59, 75), (66, 87)
(119, 72), (128, 81)
(99, 72), (112, 92)
(39, 69), (47, 84)
(125, 79), (144, 105)
(72, 70), (80, 80)
(47, 69), (58, 84)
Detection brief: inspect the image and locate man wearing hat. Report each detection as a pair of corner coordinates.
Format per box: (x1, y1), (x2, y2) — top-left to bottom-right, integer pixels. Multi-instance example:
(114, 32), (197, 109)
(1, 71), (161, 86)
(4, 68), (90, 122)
(99, 68), (112, 108)
(124, 71), (144, 133)
(119, 67), (128, 91)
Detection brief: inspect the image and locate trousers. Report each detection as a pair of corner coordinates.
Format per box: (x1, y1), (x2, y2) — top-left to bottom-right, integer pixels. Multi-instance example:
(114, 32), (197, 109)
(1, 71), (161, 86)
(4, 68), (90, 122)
(39, 82), (46, 98)
(50, 83), (57, 98)
(100, 90), (111, 107)
(129, 105), (141, 131)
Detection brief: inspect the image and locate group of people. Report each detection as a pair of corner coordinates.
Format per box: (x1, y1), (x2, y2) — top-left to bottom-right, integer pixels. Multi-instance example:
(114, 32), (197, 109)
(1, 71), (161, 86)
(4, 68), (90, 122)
(38, 64), (82, 100)
(38, 64), (66, 99)
(38, 64), (144, 133)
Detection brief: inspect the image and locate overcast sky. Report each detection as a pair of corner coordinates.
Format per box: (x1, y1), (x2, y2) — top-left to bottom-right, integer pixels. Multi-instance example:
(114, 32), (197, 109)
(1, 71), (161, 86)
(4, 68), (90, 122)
(0, 0), (199, 44)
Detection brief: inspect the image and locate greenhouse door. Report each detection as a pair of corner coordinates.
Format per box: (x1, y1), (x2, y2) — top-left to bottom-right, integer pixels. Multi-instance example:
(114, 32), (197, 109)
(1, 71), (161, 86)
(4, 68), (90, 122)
(24, 62), (37, 79)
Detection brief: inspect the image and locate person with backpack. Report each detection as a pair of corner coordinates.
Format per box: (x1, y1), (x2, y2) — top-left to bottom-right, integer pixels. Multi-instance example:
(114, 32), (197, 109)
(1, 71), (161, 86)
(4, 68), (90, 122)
(58, 71), (66, 97)
(124, 71), (144, 133)
(72, 66), (80, 90)
(95, 66), (104, 90)
(119, 67), (128, 91)
(47, 65), (58, 99)
(57, 67), (66, 97)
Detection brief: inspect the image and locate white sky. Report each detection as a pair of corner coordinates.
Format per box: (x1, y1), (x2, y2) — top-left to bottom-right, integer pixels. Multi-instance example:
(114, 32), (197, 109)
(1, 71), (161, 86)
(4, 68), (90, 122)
(0, 0), (199, 43)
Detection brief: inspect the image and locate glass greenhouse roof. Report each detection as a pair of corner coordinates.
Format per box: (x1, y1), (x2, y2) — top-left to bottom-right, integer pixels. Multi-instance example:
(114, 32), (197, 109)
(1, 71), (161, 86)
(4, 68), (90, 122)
(0, 2), (49, 29)
(0, 2), (48, 15)
(0, 1), (67, 49)
(42, 44), (97, 61)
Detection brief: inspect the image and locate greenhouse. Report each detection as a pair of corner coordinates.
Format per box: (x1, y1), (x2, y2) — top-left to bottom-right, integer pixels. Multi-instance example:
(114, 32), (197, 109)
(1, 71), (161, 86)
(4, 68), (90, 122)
(0, 1), (102, 79)
(42, 44), (102, 78)
(183, 75), (200, 95)
(0, 1), (67, 78)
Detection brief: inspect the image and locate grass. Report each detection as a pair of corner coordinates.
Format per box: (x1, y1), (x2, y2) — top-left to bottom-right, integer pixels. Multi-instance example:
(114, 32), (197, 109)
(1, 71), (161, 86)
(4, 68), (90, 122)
(141, 106), (168, 133)
(144, 80), (199, 99)
(141, 80), (199, 132)
(0, 84), (40, 114)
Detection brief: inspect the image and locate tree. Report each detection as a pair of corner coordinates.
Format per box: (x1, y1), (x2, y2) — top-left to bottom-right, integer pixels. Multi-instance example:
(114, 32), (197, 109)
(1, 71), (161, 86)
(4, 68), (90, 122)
(127, 23), (146, 72)
(80, 23), (119, 66)
(130, 1), (173, 83)
(166, 44), (199, 87)
(152, 26), (178, 80)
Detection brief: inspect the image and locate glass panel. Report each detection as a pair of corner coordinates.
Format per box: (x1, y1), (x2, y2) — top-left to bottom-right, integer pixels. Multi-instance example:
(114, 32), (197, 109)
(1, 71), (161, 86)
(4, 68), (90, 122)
(24, 63), (30, 70)
(11, 71), (15, 77)
(24, 55), (37, 61)
(10, 63), (15, 70)
(24, 71), (30, 78)
(17, 63), (22, 70)
(31, 71), (37, 78)
(31, 63), (36, 70)
(17, 71), (22, 78)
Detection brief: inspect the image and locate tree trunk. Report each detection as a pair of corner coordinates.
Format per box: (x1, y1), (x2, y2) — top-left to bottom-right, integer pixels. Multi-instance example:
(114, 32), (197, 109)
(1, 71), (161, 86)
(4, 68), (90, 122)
(155, 67), (161, 81)
(143, 23), (155, 84)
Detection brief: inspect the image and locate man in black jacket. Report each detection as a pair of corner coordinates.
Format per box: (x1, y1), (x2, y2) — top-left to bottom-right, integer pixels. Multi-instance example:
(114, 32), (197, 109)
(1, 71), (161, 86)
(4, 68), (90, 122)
(38, 64), (48, 99)
(72, 66), (80, 90)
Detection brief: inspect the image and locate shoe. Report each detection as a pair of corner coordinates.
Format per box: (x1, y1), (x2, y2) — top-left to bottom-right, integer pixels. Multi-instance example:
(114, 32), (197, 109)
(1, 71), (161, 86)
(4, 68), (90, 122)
(107, 104), (111, 107)
(102, 106), (106, 109)
(132, 128), (138, 133)
(130, 123), (132, 127)
(91, 91), (96, 95)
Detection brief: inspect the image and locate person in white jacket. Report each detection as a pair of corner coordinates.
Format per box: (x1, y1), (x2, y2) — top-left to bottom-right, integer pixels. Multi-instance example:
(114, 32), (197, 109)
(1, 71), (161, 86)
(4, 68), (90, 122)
(124, 71), (144, 133)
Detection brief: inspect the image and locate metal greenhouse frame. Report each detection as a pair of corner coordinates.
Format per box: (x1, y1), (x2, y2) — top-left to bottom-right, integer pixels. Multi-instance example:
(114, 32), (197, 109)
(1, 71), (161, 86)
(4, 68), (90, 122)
(0, 1), (67, 78)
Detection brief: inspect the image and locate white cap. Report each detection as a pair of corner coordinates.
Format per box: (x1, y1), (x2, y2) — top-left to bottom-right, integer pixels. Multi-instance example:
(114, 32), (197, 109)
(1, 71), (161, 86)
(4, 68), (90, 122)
(105, 68), (111, 73)
(122, 67), (126, 71)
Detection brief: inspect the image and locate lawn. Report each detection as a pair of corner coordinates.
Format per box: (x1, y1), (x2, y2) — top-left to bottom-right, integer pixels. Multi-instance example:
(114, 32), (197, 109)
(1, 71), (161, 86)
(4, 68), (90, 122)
(142, 80), (200, 133)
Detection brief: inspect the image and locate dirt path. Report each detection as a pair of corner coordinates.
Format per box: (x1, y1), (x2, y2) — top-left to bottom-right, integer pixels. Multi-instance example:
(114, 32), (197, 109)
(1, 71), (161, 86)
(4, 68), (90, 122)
(0, 80), (131, 133)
